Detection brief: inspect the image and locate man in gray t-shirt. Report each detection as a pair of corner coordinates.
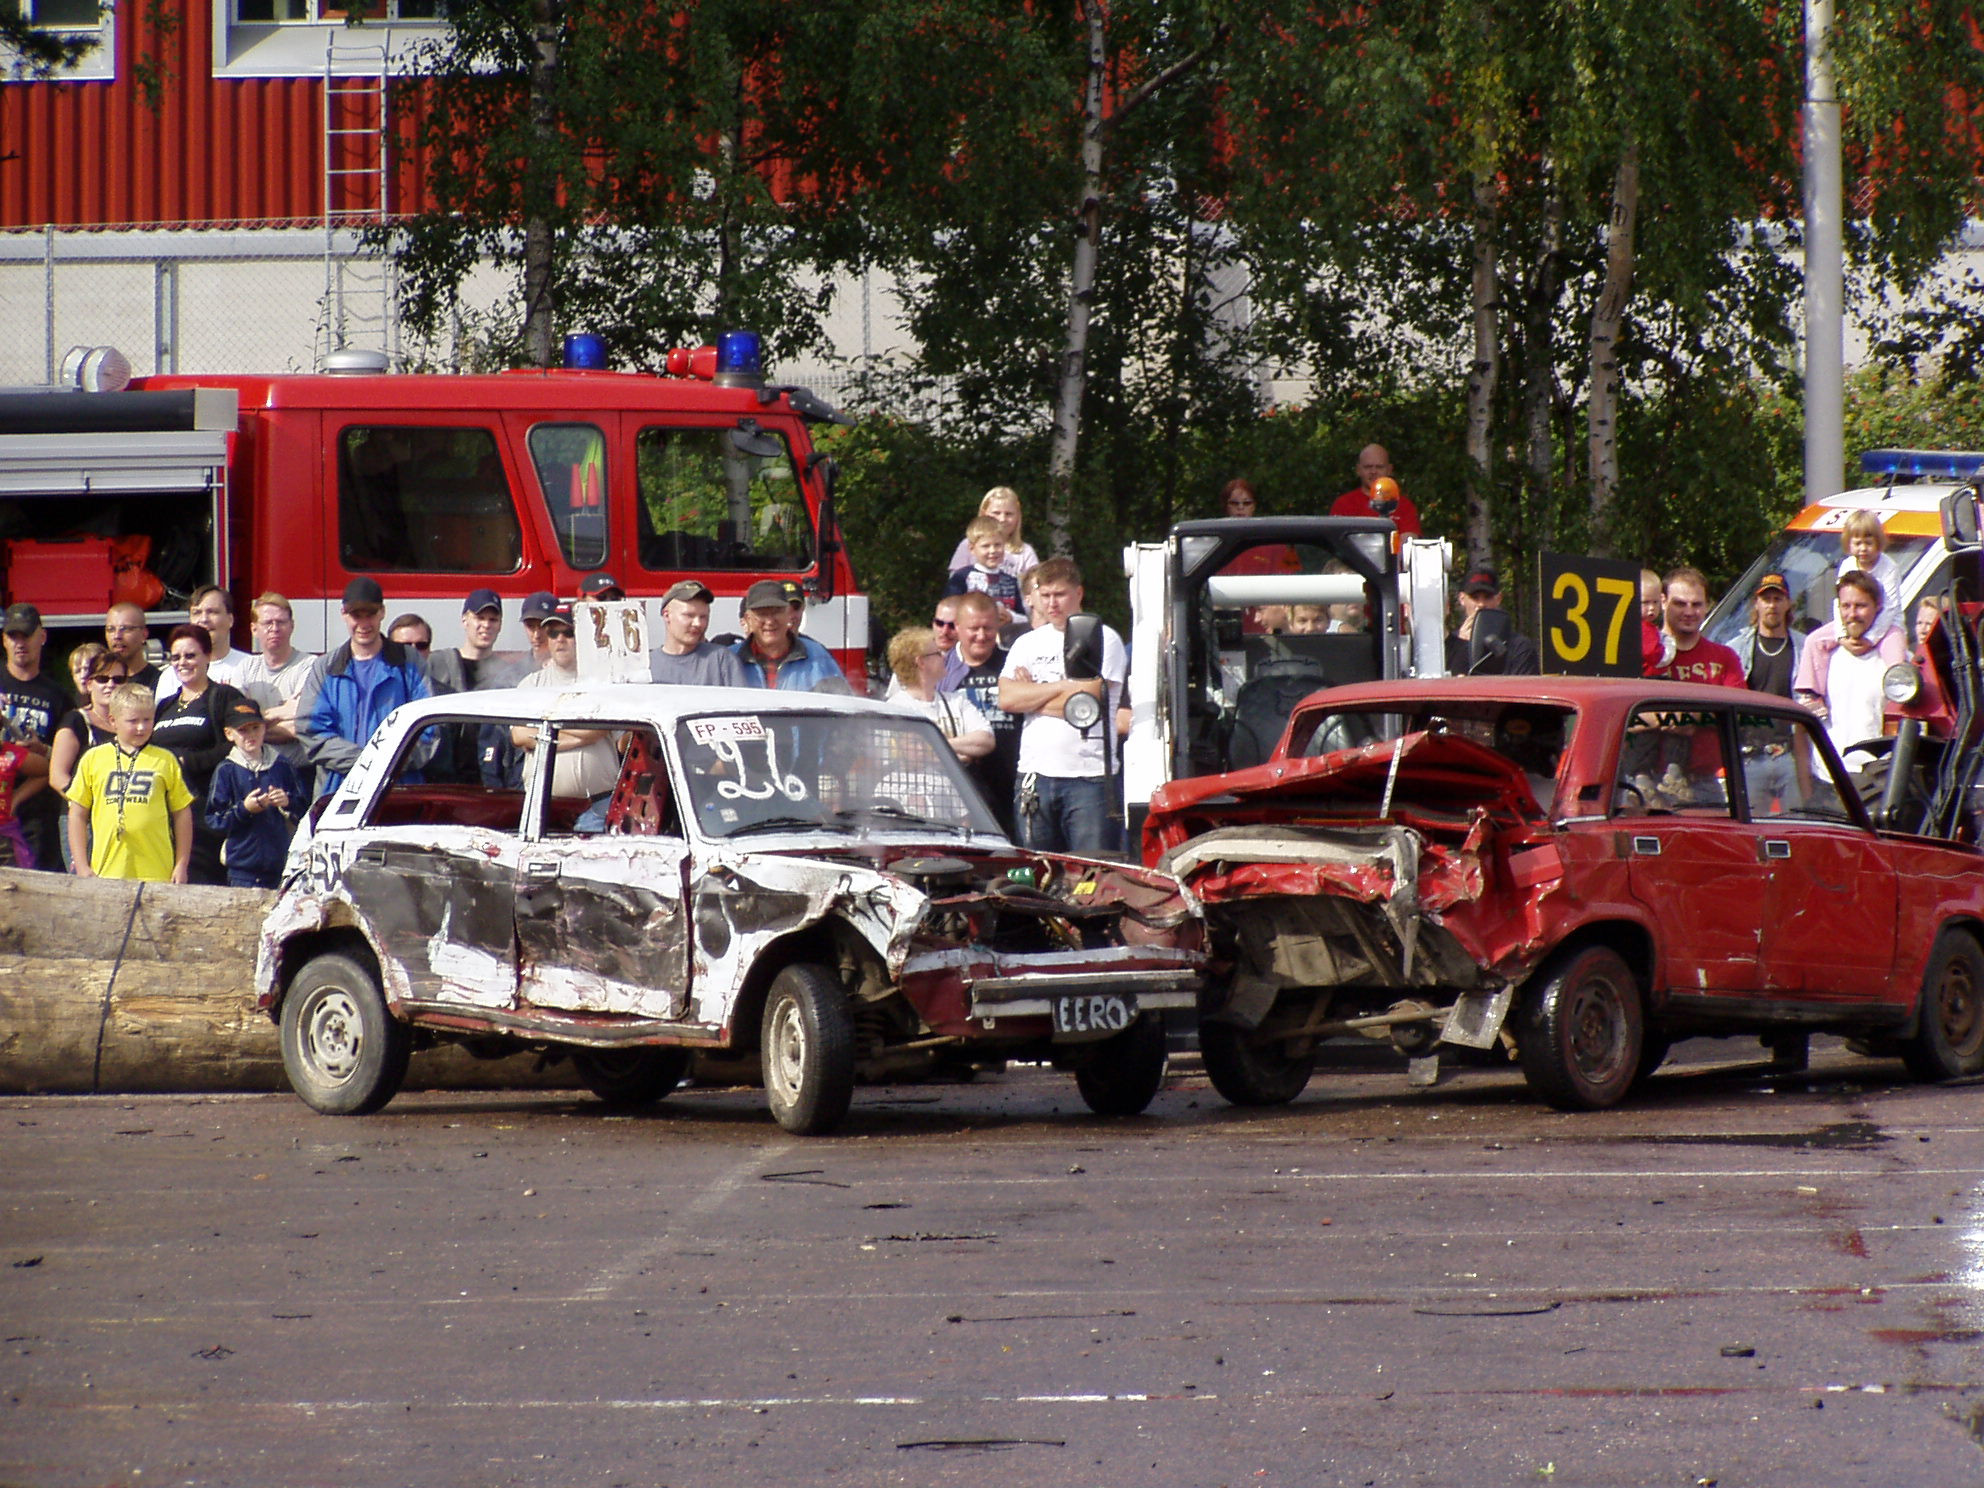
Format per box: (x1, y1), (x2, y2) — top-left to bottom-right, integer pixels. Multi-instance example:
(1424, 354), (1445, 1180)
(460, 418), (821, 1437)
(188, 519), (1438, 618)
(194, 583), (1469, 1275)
(649, 579), (752, 687)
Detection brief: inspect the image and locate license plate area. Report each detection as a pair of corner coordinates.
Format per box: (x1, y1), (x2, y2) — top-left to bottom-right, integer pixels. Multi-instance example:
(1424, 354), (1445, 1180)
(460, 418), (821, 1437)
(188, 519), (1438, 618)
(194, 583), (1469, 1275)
(1051, 993), (1134, 1041)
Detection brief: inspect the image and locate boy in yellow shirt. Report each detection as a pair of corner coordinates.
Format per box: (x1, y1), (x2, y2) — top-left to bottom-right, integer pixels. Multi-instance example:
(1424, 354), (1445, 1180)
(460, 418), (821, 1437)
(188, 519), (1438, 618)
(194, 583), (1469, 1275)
(66, 684), (194, 883)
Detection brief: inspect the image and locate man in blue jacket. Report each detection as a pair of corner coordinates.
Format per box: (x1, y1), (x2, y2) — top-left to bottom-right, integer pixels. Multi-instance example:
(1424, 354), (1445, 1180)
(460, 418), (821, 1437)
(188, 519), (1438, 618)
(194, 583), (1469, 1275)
(298, 576), (434, 796)
(731, 579), (842, 691)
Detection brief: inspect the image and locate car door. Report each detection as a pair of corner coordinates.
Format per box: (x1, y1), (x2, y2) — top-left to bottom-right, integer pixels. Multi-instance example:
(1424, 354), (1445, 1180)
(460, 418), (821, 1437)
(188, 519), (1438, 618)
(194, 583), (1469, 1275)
(512, 724), (697, 1021)
(339, 718), (525, 1010)
(1610, 701), (1768, 995)
(1745, 710), (1900, 1000)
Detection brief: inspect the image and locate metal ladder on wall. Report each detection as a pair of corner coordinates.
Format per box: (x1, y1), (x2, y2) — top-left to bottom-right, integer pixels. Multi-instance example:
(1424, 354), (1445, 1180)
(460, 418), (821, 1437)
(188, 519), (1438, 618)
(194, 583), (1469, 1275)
(317, 32), (398, 368)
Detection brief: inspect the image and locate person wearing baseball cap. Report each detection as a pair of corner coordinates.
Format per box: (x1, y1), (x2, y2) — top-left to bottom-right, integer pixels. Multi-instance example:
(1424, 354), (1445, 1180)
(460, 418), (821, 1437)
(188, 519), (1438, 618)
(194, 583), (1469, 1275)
(296, 575), (434, 798)
(518, 590), (559, 666)
(578, 572), (625, 602)
(1731, 571), (1803, 700)
(731, 578), (841, 691)
(0, 600), (70, 871)
(205, 694), (305, 889)
(650, 579), (751, 687)
(421, 587), (521, 781)
(1446, 565), (1539, 675)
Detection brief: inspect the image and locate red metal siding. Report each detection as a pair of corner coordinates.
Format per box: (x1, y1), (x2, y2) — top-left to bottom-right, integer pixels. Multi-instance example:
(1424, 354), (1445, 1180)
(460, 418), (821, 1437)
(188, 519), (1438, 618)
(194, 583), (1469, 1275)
(0, 2), (419, 229)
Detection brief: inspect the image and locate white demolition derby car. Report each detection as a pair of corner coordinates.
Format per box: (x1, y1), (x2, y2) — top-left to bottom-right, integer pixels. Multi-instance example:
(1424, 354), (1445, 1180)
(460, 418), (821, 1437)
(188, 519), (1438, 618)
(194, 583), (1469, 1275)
(257, 685), (1206, 1133)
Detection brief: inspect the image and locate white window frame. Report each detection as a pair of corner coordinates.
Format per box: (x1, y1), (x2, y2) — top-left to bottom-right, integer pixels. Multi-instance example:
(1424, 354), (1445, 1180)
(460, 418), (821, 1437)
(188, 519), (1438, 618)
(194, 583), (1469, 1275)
(1, 0), (116, 83)
(213, 0), (444, 79)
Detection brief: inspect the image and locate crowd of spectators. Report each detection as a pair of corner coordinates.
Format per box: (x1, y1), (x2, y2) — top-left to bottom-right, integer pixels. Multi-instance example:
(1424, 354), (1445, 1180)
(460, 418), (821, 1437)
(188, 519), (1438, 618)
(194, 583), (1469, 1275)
(0, 456), (1928, 885)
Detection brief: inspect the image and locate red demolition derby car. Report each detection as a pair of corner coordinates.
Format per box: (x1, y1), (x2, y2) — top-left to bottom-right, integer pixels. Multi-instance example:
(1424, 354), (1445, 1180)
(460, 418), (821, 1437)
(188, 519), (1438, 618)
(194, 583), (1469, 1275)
(1143, 676), (1984, 1111)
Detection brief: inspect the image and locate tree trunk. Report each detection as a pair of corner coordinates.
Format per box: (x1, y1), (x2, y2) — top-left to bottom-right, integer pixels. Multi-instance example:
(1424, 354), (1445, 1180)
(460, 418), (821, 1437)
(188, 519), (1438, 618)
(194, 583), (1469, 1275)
(1587, 136), (1642, 552)
(1463, 175), (1500, 567)
(521, 0), (562, 369)
(1523, 172), (1565, 553)
(1044, 0), (1109, 560)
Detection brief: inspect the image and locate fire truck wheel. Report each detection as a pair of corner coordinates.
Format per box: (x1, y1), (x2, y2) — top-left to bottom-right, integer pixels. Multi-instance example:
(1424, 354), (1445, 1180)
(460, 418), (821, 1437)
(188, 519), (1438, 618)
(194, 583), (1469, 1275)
(761, 963), (856, 1135)
(571, 1047), (692, 1107)
(280, 952), (410, 1116)
(1904, 933), (1984, 1082)
(1074, 1013), (1168, 1116)
(1516, 944), (1642, 1111)
(1200, 1021), (1315, 1107)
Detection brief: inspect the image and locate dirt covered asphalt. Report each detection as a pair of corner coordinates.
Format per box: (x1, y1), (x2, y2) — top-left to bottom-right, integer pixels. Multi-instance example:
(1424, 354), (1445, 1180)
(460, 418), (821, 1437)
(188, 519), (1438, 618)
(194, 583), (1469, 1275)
(6, 1039), (1984, 1487)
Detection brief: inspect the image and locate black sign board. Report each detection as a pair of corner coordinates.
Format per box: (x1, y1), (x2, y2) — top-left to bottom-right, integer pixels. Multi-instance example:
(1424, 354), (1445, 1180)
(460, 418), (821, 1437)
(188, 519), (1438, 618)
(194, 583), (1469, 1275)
(1538, 552), (1642, 676)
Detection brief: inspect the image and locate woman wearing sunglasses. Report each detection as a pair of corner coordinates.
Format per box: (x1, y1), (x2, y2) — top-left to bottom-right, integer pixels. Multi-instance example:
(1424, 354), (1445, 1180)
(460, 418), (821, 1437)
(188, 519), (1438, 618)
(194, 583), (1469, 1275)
(49, 650), (130, 870)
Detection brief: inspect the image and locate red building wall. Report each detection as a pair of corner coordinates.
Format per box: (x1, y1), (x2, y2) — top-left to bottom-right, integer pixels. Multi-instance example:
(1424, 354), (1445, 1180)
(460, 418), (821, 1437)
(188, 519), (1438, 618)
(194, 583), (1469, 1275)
(0, 4), (426, 230)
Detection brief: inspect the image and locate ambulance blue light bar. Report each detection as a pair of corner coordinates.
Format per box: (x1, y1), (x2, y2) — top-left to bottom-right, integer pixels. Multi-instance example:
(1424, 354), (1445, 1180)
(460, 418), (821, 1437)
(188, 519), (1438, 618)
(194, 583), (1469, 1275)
(1860, 448), (1984, 482)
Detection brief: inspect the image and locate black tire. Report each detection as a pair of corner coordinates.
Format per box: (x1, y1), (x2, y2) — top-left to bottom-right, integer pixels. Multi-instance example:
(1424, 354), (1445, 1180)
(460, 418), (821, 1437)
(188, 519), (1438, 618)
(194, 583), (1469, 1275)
(1073, 1013), (1169, 1116)
(1904, 934), (1984, 1082)
(571, 1047), (692, 1107)
(1201, 1020), (1316, 1107)
(278, 951), (410, 1116)
(760, 963), (856, 1135)
(1516, 944), (1642, 1111)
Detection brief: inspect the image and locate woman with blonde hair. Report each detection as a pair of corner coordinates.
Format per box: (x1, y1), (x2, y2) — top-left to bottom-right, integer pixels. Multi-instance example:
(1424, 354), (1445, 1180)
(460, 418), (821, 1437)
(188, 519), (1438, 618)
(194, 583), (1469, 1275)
(888, 626), (994, 762)
(947, 486), (1040, 580)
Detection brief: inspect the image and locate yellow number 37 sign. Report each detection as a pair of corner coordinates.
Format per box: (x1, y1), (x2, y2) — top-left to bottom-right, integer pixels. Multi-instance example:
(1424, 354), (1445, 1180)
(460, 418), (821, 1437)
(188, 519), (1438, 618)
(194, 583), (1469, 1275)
(1539, 552), (1643, 677)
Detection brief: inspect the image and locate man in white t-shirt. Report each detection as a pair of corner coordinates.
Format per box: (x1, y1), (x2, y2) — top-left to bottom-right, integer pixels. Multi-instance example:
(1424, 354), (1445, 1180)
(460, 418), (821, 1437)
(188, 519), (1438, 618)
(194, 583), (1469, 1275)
(996, 558), (1126, 855)
(234, 590), (320, 796)
(156, 584), (252, 700)
(511, 603), (620, 830)
(1793, 568), (1906, 772)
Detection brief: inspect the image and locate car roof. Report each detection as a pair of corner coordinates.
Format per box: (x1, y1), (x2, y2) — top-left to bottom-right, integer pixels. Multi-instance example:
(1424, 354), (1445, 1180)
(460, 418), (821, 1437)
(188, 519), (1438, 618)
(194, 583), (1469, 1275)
(1295, 674), (1810, 715)
(387, 683), (906, 728)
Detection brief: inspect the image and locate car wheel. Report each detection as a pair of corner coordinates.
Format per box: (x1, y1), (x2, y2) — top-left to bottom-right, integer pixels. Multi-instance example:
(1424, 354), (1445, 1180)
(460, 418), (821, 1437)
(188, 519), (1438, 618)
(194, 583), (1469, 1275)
(760, 963), (856, 1135)
(1073, 1013), (1168, 1116)
(1517, 944), (1642, 1111)
(279, 951), (410, 1116)
(1201, 1020), (1315, 1107)
(571, 1047), (692, 1107)
(1904, 934), (1984, 1082)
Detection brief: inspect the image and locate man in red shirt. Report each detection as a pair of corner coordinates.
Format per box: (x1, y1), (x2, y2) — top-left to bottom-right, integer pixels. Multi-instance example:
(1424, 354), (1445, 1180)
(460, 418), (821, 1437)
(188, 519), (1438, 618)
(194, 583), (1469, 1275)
(1329, 444), (1423, 535)
(1651, 567), (1746, 687)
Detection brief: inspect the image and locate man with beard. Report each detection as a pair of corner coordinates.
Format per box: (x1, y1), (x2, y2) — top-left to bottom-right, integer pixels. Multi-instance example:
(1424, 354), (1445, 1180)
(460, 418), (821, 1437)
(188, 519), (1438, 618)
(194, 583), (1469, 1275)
(1794, 569), (1907, 772)
(941, 591), (1021, 835)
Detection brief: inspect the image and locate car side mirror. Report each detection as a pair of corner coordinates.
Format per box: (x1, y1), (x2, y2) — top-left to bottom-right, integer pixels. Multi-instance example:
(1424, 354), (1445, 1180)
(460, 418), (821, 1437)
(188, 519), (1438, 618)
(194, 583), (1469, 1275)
(1468, 607), (1513, 674)
(1942, 484), (1983, 551)
(1064, 613), (1105, 680)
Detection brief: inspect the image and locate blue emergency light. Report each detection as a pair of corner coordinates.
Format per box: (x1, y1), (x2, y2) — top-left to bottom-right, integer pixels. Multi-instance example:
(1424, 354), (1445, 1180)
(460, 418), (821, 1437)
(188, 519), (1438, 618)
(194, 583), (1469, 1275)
(1859, 448), (1984, 482)
(563, 332), (608, 370)
(715, 331), (764, 383)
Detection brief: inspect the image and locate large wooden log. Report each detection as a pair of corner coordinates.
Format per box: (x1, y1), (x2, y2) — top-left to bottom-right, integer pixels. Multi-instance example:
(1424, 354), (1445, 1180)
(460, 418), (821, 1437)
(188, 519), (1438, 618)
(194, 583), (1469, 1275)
(0, 869), (572, 1095)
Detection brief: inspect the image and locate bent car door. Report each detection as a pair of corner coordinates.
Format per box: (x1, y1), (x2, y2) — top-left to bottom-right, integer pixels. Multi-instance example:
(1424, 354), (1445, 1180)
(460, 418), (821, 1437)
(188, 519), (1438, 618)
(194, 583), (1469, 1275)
(513, 724), (697, 1021)
(1610, 702), (1767, 995)
(337, 718), (525, 1010)
(1746, 712), (1899, 1001)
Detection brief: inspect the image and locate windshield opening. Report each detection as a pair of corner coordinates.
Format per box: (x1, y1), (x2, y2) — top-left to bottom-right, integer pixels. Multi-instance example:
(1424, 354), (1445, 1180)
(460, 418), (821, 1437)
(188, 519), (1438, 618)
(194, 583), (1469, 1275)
(1288, 701), (1577, 812)
(675, 712), (1005, 841)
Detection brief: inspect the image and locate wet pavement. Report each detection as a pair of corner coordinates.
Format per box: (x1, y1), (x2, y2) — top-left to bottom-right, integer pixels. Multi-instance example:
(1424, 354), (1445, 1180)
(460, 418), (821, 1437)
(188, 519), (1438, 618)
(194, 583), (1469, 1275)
(5, 1038), (1984, 1486)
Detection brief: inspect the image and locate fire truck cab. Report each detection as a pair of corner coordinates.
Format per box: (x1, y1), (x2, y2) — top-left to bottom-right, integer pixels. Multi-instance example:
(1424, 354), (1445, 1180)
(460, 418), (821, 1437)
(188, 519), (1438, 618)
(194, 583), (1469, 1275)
(0, 334), (864, 676)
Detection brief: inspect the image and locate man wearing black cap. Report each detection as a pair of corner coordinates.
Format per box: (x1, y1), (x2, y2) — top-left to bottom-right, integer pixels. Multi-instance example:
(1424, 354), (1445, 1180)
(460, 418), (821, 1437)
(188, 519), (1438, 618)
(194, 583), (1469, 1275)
(423, 588), (520, 782)
(1446, 568), (1539, 676)
(649, 580), (751, 686)
(579, 572), (625, 603)
(730, 579), (841, 691)
(519, 590), (558, 669)
(0, 603), (68, 870)
(297, 576), (434, 797)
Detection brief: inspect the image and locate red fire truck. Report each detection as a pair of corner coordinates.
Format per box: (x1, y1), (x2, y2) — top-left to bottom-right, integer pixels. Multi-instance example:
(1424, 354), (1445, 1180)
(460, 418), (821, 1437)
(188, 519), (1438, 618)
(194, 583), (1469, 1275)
(0, 333), (866, 676)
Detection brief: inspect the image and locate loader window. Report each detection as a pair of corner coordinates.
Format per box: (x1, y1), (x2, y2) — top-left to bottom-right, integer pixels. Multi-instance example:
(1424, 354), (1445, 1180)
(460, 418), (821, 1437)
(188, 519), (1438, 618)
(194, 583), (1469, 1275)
(339, 426), (523, 574)
(635, 424), (813, 573)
